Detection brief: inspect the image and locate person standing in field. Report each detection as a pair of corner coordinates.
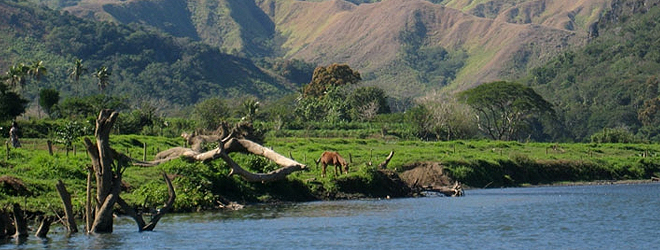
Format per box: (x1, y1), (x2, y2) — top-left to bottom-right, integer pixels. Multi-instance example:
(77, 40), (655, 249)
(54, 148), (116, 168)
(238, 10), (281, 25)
(9, 121), (21, 148)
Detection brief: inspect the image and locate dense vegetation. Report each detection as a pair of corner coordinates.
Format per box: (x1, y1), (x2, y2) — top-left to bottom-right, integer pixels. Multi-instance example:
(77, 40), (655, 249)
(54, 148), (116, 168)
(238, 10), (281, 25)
(2, 135), (660, 214)
(0, 0), (304, 111)
(524, 0), (660, 142)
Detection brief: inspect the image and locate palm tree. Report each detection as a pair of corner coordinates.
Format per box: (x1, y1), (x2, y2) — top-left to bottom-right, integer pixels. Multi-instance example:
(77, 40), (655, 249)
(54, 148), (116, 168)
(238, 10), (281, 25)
(241, 98), (260, 122)
(94, 66), (111, 92)
(69, 58), (87, 82)
(5, 63), (29, 88)
(27, 60), (47, 81)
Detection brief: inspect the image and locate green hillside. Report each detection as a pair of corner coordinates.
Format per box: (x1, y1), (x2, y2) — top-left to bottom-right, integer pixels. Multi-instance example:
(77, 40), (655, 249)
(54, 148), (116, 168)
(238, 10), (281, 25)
(523, 0), (660, 142)
(0, 0), (293, 111)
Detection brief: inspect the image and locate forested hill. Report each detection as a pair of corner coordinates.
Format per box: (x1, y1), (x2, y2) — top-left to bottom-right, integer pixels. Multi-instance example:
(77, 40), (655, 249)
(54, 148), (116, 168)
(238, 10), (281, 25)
(523, 0), (660, 141)
(0, 0), (295, 109)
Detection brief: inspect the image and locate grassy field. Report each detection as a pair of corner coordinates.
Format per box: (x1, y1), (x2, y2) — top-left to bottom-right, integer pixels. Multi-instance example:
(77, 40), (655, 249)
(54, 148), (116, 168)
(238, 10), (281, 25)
(2, 135), (660, 214)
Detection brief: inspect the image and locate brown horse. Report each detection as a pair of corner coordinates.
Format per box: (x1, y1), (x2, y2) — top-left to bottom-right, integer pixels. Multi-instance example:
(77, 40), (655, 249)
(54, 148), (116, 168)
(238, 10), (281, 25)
(315, 151), (349, 177)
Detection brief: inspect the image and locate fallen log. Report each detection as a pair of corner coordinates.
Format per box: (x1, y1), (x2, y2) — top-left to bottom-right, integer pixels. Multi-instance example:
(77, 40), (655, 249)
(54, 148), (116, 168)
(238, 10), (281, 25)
(134, 137), (307, 183)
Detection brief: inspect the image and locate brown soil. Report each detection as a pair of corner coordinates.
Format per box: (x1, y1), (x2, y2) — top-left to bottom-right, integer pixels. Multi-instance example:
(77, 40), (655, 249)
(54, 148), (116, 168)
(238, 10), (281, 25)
(0, 175), (31, 196)
(398, 161), (456, 190)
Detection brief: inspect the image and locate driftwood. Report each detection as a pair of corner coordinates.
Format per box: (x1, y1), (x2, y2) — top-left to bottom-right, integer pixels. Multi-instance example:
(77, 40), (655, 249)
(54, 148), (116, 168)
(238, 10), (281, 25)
(419, 181), (464, 197)
(136, 137), (307, 183)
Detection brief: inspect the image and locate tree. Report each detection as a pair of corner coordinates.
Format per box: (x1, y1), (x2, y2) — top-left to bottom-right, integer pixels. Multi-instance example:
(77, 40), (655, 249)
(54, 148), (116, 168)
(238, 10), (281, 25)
(193, 97), (229, 130)
(5, 63), (29, 88)
(0, 83), (28, 122)
(69, 58), (88, 83)
(39, 88), (60, 116)
(419, 95), (478, 141)
(458, 81), (555, 141)
(348, 86), (391, 121)
(83, 110), (174, 233)
(407, 104), (435, 140)
(27, 60), (47, 81)
(239, 98), (260, 122)
(302, 63), (361, 98)
(94, 66), (111, 92)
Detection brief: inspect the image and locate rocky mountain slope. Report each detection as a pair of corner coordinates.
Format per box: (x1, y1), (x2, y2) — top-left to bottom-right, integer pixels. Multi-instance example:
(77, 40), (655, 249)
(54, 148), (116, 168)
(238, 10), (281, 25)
(59, 0), (612, 100)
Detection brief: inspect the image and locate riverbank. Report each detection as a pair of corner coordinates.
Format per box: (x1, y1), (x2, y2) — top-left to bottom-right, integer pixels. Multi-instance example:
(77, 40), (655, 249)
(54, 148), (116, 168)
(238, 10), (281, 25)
(2, 136), (660, 214)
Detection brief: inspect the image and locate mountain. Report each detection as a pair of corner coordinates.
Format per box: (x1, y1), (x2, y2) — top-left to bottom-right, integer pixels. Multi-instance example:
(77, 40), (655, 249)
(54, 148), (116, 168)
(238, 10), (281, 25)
(54, 0), (610, 102)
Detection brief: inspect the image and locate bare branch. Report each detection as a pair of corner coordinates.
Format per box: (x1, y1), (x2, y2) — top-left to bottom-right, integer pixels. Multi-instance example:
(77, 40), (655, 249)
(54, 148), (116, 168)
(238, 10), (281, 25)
(377, 151), (395, 169)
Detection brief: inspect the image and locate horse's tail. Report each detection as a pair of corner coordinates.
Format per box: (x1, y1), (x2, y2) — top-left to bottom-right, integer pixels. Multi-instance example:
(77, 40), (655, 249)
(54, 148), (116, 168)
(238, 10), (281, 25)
(314, 157), (321, 168)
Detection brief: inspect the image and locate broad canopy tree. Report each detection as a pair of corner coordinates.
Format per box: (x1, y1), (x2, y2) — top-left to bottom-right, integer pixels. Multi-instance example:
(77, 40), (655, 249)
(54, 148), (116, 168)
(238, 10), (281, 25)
(458, 81), (556, 141)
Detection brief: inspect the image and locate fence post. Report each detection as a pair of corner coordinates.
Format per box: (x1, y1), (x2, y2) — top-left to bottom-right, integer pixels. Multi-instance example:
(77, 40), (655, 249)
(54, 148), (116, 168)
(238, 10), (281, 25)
(47, 140), (53, 156)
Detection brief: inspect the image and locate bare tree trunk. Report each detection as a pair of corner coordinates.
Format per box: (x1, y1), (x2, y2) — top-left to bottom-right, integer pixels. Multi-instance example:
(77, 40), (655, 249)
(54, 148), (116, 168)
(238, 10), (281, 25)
(12, 204), (28, 239)
(35, 216), (52, 238)
(0, 211), (9, 238)
(84, 109), (121, 233)
(0, 211), (15, 237)
(56, 180), (78, 233)
(84, 109), (175, 233)
(85, 167), (93, 233)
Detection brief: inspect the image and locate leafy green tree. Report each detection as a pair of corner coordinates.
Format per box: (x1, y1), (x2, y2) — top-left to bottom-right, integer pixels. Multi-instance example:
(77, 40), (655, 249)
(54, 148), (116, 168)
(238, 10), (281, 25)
(0, 83), (28, 122)
(458, 81), (555, 141)
(193, 97), (230, 130)
(296, 64), (361, 123)
(55, 120), (89, 154)
(590, 127), (636, 143)
(39, 88), (60, 117)
(302, 64), (361, 98)
(53, 95), (129, 119)
(94, 66), (111, 92)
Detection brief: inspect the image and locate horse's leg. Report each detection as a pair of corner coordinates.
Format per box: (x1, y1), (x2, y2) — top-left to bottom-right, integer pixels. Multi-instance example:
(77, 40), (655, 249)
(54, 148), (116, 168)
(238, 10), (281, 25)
(335, 163), (340, 177)
(322, 163), (327, 178)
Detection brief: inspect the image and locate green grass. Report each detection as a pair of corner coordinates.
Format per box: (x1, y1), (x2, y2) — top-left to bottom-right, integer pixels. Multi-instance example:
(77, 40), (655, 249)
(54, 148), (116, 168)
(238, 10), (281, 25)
(2, 135), (660, 214)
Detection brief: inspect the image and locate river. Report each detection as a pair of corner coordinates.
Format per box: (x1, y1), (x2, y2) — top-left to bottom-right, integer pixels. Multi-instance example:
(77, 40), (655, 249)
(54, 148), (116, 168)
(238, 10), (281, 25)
(2, 183), (659, 249)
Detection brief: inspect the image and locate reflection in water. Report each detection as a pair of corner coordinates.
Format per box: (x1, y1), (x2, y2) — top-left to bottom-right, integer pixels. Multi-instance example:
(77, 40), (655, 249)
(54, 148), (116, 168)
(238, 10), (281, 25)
(1, 183), (659, 249)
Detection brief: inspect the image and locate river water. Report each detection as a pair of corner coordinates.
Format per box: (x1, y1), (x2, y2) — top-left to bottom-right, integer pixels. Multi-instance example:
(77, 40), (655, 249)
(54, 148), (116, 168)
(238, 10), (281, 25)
(2, 183), (659, 249)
